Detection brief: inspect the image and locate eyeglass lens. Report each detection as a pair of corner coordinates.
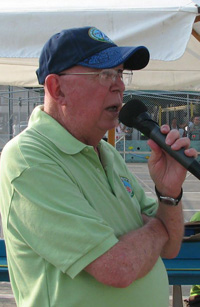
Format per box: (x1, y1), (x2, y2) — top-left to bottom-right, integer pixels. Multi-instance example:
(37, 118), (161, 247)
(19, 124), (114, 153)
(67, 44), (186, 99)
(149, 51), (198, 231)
(99, 70), (133, 87)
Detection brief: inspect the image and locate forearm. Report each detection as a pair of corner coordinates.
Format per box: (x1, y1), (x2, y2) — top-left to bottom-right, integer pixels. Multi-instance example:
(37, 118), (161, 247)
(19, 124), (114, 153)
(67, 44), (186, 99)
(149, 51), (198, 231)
(85, 217), (168, 288)
(156, 200), (184, 258)
(146, 126), (196, 259)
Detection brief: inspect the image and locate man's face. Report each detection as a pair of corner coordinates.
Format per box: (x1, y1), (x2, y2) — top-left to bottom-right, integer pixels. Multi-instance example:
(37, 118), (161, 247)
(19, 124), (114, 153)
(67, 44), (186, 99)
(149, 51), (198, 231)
(194, 117), (200, 126)
(58, 65), (125, 138)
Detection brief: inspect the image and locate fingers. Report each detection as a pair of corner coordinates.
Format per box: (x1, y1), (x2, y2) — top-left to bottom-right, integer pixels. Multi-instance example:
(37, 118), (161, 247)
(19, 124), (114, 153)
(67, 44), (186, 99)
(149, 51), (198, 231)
(160, 124), (188, 149)
(160, 125), (181, 146)
(184, 147), (198, 158)
(160, 125), (198, 158)
(169, 137), (190, 150)
(164, 128), (180, 145)
(170, 138), (198, 157)
(160, 124), (170, 135)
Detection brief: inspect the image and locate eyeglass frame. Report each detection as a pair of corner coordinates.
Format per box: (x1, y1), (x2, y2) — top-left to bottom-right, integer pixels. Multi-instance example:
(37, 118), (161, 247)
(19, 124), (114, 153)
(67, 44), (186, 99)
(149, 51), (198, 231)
(57, 68), (133, 87)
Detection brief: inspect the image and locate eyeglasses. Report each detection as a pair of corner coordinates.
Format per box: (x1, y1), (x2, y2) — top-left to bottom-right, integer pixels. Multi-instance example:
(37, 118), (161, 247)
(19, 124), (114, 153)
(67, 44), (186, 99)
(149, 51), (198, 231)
(58, 69), (133, 87)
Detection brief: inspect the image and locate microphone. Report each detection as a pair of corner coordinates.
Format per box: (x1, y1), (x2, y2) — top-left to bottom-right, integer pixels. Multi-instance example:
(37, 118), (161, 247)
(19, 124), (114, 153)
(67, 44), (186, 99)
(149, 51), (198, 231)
(119, 99), (200, 180)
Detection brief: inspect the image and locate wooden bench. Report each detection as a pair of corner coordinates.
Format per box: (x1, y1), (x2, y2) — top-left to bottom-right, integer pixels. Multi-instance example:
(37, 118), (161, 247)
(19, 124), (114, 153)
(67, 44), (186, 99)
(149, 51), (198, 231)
(0, 239), (9, 281)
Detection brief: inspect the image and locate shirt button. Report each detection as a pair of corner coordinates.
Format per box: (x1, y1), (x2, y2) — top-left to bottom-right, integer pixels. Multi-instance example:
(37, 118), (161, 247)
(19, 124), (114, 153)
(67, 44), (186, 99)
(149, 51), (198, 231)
(96, 168), (101, 173)
(84, 148), (89, 152)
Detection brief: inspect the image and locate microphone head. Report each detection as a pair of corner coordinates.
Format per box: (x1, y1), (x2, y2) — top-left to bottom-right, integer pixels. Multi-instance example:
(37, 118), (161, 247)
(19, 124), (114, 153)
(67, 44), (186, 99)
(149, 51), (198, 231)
(119, 99), (148, 127)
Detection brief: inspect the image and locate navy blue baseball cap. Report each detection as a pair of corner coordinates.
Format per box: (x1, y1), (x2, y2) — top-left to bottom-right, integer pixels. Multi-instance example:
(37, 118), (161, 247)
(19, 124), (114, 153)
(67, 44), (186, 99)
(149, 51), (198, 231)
(36, 26), (150, 85)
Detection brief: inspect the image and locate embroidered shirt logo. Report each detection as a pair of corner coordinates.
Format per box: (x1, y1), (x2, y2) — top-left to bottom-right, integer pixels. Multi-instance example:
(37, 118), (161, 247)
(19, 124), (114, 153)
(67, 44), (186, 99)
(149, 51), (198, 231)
(120, 176), (134, 197)
(88, 27), (114, 44)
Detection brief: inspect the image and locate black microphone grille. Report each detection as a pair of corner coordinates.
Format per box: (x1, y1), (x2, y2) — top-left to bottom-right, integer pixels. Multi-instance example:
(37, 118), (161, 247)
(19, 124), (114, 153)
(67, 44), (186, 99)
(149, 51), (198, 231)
(119, 99), (148, 127)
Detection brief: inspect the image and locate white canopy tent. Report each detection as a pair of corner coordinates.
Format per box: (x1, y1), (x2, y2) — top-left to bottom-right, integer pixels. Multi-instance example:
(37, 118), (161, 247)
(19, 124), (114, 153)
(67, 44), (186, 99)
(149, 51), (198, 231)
(0, 0), (200, 90)
(132, 32), (200, 92)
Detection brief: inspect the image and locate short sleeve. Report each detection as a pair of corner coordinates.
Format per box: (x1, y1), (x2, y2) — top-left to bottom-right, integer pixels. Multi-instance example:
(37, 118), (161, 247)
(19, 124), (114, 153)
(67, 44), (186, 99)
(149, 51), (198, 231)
(10, 163), (118, 277)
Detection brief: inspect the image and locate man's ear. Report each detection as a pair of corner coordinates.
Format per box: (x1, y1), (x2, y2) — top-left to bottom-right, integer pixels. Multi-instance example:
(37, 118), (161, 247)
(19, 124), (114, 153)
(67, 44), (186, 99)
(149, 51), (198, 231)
(45, 74), (65, 102)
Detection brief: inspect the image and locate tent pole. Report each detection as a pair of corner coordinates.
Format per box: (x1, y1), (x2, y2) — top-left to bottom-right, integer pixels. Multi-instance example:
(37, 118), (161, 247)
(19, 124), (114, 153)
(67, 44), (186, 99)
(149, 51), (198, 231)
(108, 128), (115, 147)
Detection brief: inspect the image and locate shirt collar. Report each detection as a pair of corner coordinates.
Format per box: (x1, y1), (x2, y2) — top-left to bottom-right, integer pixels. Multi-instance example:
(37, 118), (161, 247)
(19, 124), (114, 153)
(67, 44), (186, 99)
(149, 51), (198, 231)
(28, 105), (87, 155)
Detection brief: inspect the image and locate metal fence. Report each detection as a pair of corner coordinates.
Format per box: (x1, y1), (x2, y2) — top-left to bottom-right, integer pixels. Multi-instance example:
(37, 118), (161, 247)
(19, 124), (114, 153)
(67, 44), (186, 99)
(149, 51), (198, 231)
(124, 91), (200, 129)
(117, 91), (200, 162)
(0, 86), (44, 150)
(0, 86), (200, 162)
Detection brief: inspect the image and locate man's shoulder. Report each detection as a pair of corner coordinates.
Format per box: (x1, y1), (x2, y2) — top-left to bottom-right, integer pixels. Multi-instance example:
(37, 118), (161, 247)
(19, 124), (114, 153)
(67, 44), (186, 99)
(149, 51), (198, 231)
(1, 134), (21, 161)
(1, 128), (53, 174)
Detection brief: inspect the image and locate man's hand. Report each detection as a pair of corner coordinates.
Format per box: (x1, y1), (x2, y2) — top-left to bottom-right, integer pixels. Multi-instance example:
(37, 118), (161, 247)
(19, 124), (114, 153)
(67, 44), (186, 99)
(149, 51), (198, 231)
(147, 125), (197, 197)
(147, 125), (198, 258)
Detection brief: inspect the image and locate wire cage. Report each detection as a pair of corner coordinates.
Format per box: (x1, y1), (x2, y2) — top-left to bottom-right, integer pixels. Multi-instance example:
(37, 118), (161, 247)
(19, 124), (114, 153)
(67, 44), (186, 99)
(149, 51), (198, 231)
(0, 86), (200, 162)
(0, 86), (44, 150)
(117, 90), (200, 162)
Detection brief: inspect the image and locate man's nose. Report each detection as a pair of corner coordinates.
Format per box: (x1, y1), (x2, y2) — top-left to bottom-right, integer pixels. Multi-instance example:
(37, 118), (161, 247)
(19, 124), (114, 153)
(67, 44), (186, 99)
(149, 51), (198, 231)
(113, 76), (125, 92)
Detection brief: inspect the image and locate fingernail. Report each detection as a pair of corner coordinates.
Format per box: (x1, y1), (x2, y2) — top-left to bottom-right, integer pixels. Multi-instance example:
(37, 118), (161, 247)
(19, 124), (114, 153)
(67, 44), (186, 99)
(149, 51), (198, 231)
(171, 143), (178, 149)
(165, 138), (171, 145)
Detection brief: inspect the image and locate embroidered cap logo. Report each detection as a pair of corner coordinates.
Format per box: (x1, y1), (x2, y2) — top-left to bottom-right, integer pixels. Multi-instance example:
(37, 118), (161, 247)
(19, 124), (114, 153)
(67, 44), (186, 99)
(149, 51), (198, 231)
(88, 28), (114, 44)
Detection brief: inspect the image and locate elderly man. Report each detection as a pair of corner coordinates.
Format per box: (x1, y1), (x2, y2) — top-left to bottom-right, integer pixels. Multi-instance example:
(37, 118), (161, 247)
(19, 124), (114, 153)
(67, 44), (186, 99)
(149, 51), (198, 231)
(0, 27), (197, 307)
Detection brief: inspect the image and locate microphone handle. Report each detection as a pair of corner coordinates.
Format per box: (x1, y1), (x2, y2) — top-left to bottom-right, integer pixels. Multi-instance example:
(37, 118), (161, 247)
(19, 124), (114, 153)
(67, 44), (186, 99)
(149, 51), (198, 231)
(136, 120), (200, 180)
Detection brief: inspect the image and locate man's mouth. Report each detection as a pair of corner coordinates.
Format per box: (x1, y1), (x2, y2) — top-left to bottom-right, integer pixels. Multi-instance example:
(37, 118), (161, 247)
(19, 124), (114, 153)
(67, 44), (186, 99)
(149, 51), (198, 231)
(106, 105), (120, 112)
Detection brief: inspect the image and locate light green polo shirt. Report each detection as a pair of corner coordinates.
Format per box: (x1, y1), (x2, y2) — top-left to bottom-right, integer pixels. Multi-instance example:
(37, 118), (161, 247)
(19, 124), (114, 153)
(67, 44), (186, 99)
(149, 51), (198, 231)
(0, 106), (169, 307)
